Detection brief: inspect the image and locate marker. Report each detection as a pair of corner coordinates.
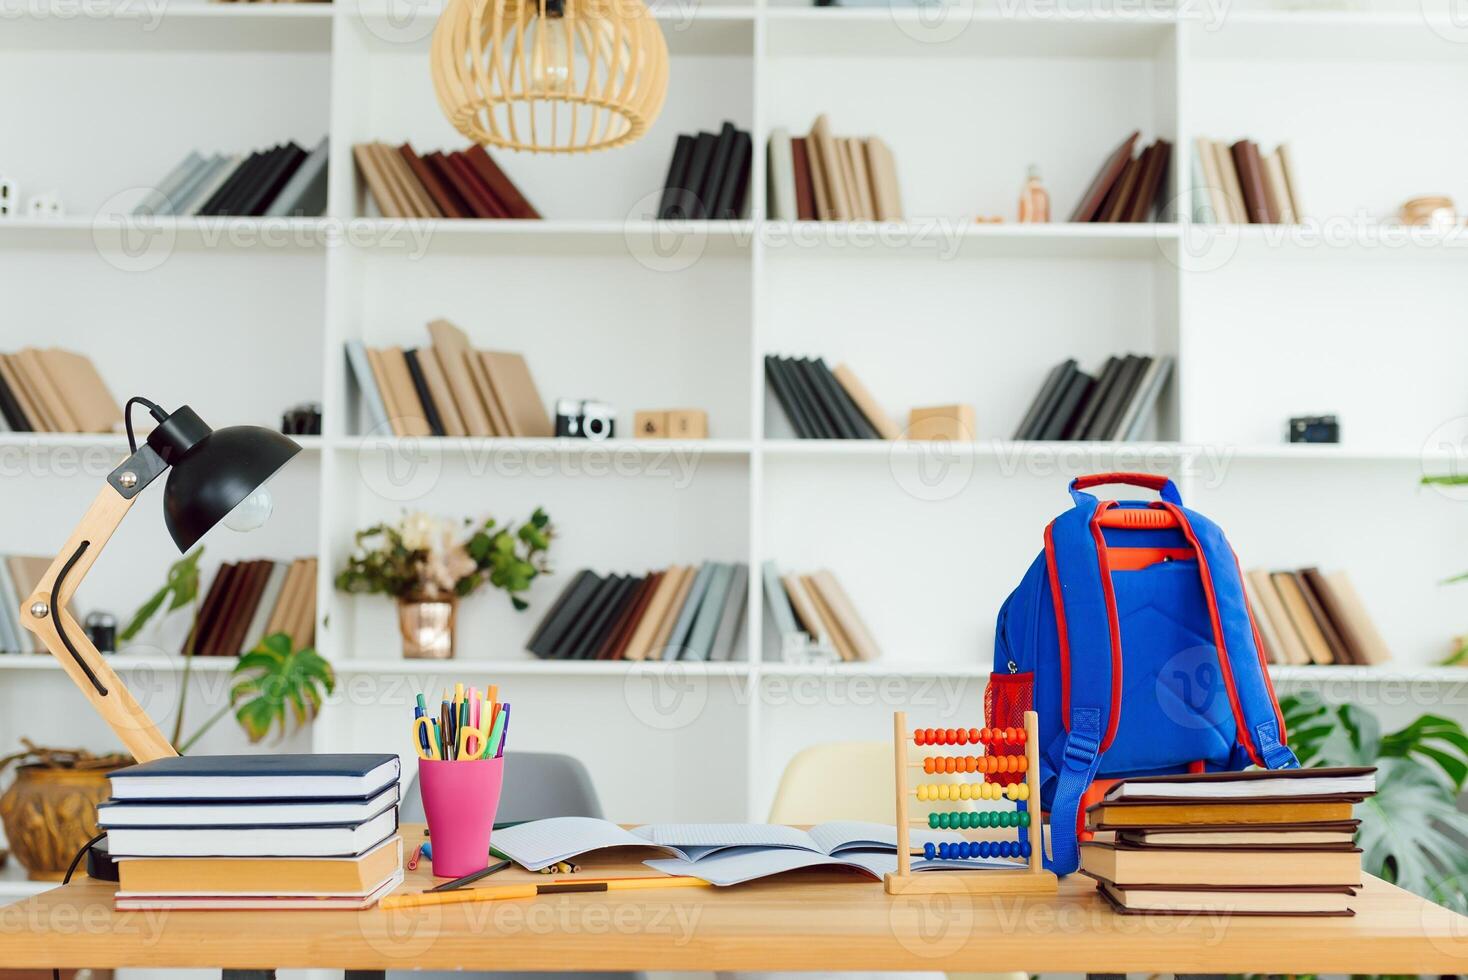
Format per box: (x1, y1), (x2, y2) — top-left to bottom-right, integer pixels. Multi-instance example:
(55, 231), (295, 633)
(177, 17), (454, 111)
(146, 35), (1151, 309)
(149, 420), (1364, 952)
(483, 703), (508, 760)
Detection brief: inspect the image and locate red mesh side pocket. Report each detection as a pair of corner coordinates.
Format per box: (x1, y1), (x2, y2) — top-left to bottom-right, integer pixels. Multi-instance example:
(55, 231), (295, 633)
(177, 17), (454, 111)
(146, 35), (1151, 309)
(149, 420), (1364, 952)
(984, 671), (1034, 787)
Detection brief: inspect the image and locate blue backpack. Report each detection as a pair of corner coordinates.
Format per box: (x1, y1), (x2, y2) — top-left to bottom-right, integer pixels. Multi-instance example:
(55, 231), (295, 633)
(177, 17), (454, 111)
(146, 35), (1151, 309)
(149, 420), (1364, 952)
(993, 473), (1298, 875)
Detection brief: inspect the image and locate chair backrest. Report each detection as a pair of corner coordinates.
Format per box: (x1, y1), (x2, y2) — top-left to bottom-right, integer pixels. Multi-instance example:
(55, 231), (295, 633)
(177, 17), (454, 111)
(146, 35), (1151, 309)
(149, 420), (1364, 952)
(400, 751), (604, 824)
(767, 741), (975, 824)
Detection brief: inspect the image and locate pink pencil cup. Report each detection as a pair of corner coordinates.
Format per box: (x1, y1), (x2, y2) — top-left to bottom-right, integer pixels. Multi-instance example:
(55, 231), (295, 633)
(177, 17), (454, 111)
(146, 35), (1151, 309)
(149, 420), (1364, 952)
(418, 755), (504, 878)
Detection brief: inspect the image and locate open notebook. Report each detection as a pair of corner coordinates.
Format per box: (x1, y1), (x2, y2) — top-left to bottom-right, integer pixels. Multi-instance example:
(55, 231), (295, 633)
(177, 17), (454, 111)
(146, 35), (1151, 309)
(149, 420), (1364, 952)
(490, 818), (1028, 883)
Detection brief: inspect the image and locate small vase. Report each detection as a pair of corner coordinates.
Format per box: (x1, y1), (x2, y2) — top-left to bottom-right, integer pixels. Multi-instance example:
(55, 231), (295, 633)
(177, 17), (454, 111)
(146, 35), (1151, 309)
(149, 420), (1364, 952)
(398, 595), (457, 659)
(0, 763), (124, 880)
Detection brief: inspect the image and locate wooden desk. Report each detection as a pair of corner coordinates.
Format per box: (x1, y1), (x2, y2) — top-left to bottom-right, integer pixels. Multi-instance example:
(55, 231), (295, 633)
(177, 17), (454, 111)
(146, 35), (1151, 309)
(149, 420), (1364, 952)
(1, 826), (1466, 974)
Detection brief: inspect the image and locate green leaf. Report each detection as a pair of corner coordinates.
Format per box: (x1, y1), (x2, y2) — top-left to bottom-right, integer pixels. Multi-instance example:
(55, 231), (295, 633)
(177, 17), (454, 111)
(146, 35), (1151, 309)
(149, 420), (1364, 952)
(1355, 759), (1468, 911)
(119, 548), (204, 641)
(229, 633), (336, 745)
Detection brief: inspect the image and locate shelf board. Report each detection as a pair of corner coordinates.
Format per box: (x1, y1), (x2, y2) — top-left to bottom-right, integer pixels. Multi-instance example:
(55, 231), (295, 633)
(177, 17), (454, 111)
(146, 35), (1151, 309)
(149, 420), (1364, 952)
(4, 653), (1453, 685)
(0, 654), (237, 672)
(329, 658), (752, 677)
(0, 3), (333, 52)
(343, 219), (755, 258)
(761, 221), (1179, 260)
(0, 433), (323, 452)
(763, 7), (1175, 59)
(0, 216), (331, 253)
(349, 3), (755, 56)
(333, 436), (751, 456)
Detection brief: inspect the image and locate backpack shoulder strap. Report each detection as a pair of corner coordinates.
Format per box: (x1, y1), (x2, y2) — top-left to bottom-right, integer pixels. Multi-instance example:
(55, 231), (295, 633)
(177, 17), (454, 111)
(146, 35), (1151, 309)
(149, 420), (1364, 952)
(1041, 479), (1140, 875)
(1160, 502), (1299, 771)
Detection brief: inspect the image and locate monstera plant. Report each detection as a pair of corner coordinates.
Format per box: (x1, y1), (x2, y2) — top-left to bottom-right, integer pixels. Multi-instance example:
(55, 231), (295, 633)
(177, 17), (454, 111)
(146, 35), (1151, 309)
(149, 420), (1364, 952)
(1282, 691), (1468, 912)
(123, 549), (336, 752)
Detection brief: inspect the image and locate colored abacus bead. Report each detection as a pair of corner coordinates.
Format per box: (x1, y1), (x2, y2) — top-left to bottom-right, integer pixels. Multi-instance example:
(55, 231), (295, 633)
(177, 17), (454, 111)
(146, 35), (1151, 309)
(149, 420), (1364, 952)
(955, 728), (968, 745)
(1019, 811), (1031, 827)
(968, 728), (980, 743)
(924, 842), (936, 859)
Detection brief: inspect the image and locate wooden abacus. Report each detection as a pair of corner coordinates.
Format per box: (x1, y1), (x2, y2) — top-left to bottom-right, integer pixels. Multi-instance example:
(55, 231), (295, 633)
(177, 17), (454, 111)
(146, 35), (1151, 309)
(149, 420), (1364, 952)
(885, 709), (1057, 895)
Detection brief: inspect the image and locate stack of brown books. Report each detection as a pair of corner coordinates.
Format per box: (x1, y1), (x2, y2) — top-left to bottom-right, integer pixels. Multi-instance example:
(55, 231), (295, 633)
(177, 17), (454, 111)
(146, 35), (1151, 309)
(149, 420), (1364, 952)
(1244, 567), (1391, 667)
(1082, 767), (1376, 916)
(0, 348), (121, 434)
(768, 114), (904, 222)
(1070, 131), (1172, 223)
(345, 320), (551, 439)
(184, 557), (317, 656)
(764, 564), (882, 663)
(1194, 136), (1303, 224)
(353, 142), (538, 220)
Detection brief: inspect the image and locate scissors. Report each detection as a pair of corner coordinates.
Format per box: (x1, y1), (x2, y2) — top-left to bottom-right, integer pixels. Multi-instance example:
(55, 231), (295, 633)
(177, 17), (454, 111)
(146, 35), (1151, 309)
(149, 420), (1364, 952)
(457, 718), (490, 759)
(414, 713), (441, 760)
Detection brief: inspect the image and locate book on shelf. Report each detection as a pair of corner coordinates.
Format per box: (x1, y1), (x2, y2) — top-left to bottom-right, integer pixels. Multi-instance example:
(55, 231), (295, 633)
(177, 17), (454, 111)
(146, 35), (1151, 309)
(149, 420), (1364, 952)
(134, 139), (328, 218)
(765, 355), (894, 440)
(0, 348), (123, 435)
(354, 141), (539, 220)
(1012, 352), (1172, 442)
(344, 321), (552, 438)
(760, 562), (880, 663)
(1244, 567), (1391, 667)
(183, 557), (316, 657)
(527, 562), (749, 661)
(105, 754), (401, 910)
(1082, 767), (1375, 916)
(1191, 136), (1304, 225)
(657, 122), (754, 220)
(1070, 131), (1173, 224)
(766, 116), (903, 222)
(0, 554), (83, 653)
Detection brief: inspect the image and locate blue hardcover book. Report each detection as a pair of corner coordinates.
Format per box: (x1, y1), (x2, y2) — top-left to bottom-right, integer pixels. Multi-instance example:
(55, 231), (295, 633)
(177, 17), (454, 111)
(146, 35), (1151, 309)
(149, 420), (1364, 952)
(108, 754), (400, 801)
(104, 807), (399, 858)
(345, 340), (390, 435)
(662, 562), (713, 661)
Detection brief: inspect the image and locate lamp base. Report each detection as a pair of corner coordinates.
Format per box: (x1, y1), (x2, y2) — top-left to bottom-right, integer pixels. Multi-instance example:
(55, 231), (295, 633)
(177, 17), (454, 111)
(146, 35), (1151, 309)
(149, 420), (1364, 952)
(86, 837), (120, 882)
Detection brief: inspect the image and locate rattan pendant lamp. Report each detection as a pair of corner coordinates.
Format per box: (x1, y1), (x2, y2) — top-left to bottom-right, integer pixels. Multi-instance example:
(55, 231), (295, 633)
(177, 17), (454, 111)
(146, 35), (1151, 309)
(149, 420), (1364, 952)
(432, 0), (669, 153)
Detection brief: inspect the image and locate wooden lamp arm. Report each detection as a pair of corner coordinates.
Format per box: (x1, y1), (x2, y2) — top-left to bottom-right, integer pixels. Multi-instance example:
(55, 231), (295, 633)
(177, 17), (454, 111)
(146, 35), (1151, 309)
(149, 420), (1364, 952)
(18, 479), (178, 764)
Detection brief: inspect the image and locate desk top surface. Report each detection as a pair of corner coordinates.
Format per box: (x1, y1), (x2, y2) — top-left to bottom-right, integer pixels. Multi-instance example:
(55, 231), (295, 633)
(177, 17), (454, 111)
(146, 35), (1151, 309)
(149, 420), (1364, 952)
(2, 824), (1467, 973)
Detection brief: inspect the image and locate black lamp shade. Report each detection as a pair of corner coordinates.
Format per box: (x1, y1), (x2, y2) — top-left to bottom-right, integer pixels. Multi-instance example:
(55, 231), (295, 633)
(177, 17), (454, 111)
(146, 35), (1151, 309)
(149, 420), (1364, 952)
(161, 425), (301, 552)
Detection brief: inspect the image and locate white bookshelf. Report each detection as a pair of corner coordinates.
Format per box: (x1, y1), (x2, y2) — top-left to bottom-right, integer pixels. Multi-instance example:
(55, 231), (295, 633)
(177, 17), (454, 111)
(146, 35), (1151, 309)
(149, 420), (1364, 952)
(1, 0), (1466, 832)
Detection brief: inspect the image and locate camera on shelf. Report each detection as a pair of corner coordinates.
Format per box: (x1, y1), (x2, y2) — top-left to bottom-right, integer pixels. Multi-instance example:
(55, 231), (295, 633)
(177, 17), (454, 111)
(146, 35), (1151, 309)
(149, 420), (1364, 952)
(1288, 414), (1340, 444)
(555, 399), (616, 441)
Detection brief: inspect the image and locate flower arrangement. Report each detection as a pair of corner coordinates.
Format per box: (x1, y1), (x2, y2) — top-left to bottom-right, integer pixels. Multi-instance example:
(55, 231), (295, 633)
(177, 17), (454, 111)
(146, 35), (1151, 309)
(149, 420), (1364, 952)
(335, 509), (554, 610)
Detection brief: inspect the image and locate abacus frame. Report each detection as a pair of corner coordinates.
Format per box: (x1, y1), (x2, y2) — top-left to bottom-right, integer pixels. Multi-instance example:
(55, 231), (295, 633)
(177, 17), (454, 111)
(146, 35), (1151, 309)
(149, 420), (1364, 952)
(885, 709), (1058, 896)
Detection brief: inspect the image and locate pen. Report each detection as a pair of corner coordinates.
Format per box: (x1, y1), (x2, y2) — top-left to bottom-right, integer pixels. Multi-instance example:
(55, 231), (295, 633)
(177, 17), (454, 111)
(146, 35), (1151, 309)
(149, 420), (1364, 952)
(494, 703), (511, 757)
(483, 703), (508, 760)
(382, 876), (713, 910)
(427, 859), (513, 893)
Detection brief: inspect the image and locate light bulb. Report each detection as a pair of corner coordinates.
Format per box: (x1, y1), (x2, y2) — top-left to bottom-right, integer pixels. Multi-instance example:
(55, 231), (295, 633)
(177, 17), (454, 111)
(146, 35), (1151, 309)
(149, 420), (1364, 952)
(223, 487), (274, 533)
(529, 14), (572, 96)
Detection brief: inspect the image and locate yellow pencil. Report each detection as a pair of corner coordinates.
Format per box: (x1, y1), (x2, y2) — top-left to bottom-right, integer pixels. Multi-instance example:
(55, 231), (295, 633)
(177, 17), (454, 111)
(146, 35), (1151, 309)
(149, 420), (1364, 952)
(381, 876), (713, 910)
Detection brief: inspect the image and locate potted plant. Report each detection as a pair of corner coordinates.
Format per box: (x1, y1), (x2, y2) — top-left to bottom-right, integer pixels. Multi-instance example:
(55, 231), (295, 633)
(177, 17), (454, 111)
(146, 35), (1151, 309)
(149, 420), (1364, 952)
(0, 742), (131, 880)
(335, 509), (553, 659)
(1282, 691), (1468, 912)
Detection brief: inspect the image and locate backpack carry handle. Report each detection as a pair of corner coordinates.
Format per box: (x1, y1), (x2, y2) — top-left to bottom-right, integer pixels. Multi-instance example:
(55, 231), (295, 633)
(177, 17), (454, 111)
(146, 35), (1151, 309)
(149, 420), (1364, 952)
(1069, 472), (1182, 505)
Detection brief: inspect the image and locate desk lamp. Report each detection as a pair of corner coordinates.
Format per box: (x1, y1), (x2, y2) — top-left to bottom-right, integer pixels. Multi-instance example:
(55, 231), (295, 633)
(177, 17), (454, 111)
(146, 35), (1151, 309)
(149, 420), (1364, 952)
(18, 397), (300, 763)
